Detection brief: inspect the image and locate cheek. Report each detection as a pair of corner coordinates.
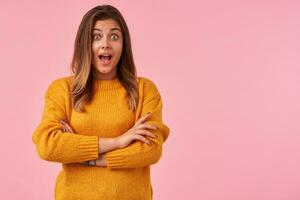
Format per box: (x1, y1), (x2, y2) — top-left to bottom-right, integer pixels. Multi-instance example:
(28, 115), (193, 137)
(91, 43), (100, 61)
(91, 55), (98, 64)
(92, 42), (99, 52)
(114, 43), (123, 56)
(91, 53), (99, 66)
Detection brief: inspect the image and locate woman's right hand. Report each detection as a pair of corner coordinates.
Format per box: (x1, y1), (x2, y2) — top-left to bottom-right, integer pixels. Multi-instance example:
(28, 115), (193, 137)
(115, 112), (159, 149)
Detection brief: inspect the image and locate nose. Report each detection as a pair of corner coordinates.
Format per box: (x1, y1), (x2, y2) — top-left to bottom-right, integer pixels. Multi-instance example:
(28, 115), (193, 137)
(101, 37), (111, 50)
(101, 44), (110, 50)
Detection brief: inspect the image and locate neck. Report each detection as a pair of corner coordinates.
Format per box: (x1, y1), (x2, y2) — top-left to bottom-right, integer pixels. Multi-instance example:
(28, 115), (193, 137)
(92, 68), (118, 80)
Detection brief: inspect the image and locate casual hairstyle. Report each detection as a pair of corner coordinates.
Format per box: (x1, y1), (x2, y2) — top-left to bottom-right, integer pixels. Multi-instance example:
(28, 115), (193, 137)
(70, 4), (139, 112)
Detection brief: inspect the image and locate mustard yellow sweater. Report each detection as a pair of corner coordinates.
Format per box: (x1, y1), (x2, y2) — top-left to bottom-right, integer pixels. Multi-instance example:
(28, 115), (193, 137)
(32, 75), (170, 200)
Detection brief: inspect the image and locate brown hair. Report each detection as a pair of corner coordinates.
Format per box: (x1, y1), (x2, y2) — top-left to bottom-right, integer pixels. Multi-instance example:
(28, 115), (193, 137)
(70, 4), (139, 112)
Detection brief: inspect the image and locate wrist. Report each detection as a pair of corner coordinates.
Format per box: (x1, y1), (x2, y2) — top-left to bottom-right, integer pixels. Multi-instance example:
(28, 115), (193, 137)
(98, 137), (121, 154)
(113, 137), (120, 149)
(96, 154), (107, 167)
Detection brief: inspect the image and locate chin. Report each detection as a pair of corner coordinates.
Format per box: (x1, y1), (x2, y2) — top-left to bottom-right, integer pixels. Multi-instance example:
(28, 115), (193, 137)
(96, 66), (115, 74)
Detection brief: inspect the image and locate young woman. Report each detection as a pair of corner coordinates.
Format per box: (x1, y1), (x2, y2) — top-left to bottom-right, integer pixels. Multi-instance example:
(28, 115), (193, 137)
(32, 4), (170, 200)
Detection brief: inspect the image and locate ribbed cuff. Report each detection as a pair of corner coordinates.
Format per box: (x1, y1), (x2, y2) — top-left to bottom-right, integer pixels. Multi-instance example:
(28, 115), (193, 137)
(79, 136), (99, 161)
(106, 152), (126, 169)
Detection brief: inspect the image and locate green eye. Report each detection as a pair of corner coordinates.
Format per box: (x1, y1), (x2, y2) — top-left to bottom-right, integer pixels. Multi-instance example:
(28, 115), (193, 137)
(111, 34), (119, 40)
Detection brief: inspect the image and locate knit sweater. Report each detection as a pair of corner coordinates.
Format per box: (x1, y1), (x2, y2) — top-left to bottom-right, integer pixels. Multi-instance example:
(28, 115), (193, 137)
(32, 75), (170, 200)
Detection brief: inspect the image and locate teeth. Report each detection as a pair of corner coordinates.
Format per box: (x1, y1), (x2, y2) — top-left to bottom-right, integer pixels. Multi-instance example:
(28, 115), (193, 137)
(99, 55), (112, 59)
(99, 55), (112, 61)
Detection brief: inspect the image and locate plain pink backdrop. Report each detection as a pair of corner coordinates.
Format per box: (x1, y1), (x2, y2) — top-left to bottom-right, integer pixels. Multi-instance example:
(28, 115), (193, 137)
(1, 0), (299, 199)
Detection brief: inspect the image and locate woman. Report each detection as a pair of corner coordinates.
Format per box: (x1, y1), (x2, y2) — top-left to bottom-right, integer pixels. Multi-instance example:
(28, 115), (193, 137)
(32, 4), (170, 200)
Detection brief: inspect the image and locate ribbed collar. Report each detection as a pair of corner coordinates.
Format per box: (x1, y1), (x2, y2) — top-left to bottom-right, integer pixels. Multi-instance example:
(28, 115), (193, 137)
(93, 77), (122, 90)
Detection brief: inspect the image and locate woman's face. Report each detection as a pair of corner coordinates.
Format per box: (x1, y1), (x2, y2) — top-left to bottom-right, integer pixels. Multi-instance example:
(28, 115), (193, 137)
(91, 19), (123, 80)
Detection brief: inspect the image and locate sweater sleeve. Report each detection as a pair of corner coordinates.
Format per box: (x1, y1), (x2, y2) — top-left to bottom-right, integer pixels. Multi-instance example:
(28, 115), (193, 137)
(32, 78), (99, 164)
(105, 78), (170, 169)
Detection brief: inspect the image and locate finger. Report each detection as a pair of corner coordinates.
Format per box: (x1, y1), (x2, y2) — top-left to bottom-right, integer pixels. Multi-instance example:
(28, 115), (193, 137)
(60, 120), (68, 129)
(61, 121), (75, 133)
(135, 129), (157, 139)
(65, 124), (74, 132)
(60, 120), (71, 127)
(137, 123), (159, 131)
(133, 135), (150, 144)
(60, 121), (69, 130)
(66, 126), (75, 133)
(61, 124), (70, 133)
(147, 136), (158, 144)
(65, 127), (74, 133)
(63, 127), (74, 134)
(60, 121), (75, 133)
(135, 112), (151, 126)
(60, 123), (66, 131)
(59, 120), (65, 126)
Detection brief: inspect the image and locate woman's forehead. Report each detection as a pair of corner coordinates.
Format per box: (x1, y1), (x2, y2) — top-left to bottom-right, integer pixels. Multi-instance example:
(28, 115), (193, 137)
(93, 19), (121, 31)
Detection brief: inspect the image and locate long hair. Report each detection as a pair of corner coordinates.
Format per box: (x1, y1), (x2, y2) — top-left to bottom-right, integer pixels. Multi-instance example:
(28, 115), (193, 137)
(70, 4), (139, 113)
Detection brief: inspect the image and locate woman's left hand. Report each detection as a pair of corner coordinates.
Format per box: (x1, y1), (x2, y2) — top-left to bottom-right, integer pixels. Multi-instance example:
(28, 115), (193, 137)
(59, 120), (75, 133)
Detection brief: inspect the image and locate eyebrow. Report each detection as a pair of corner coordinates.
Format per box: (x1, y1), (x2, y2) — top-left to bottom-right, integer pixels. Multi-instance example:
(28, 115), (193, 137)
(92, 28), (121, 32)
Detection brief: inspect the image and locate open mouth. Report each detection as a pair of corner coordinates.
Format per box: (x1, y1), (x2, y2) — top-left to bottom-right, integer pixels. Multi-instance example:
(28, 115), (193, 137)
(98, 55), (112, 65)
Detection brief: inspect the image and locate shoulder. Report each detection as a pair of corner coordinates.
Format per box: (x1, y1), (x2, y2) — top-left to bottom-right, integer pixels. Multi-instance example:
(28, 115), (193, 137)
(138, 76), (159, 90)
(137, 76), (161, 101)
(46, 75), (74, 96)
(48, 75), (73, 87)
(137, 76), (158, 90)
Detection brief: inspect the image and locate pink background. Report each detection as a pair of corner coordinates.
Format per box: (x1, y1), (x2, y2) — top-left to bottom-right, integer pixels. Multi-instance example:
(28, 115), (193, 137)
(1, 0), (299, 199)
